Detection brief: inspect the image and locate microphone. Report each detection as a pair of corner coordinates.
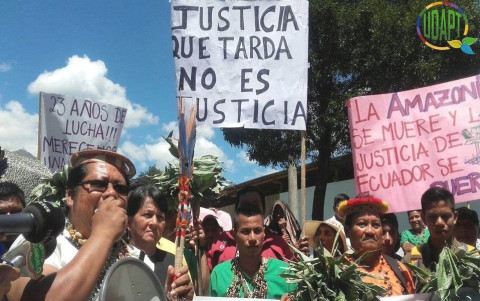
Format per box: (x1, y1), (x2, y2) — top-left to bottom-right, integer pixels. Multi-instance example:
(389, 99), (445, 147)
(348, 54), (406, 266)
(0, 201), (65, 243)
(2, 238), (57, 279)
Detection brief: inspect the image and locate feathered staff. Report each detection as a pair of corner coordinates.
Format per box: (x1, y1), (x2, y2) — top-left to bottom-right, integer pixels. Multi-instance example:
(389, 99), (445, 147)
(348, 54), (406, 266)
(174, 96), (197, 278)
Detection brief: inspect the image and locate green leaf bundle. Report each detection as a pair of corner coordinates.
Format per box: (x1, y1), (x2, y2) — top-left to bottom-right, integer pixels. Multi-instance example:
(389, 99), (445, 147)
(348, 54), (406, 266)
(281, 238), (386, 301)
(406, 247), (480, 300)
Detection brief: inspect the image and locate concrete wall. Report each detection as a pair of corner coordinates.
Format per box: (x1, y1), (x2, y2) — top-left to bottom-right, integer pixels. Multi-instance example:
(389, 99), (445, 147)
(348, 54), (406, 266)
(220, 179), (480, 236)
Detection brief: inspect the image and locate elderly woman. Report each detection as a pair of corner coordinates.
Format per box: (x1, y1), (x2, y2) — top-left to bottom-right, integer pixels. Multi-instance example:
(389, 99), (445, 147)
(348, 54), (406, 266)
(304, 220), (346, 255)
(264, 200), (302, 246)
(338, 195), (414, 297)
(127, 185), (194, 301)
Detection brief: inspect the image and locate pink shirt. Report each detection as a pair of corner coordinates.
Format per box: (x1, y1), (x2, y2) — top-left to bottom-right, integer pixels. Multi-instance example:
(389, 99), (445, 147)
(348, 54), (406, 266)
(207, 229), (296, 271)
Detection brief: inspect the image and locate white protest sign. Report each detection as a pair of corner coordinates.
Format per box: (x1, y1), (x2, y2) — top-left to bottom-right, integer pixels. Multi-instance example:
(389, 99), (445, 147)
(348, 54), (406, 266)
(170, 0), (309, 130)
(38, 92), (127, 172)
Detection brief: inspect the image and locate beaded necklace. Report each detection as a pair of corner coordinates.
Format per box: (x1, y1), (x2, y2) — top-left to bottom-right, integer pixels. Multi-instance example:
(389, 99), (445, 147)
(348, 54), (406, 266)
(65, 219), (130, 301)
(226, 257), (268, 298)
(354, 255), (403, 297)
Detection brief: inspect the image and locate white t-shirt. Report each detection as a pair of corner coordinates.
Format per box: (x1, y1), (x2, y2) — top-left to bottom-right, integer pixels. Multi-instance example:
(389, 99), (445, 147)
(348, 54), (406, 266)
(9, 228), (78, 268)
(127, 244), (155, 270)
(44, 228), (79, 268)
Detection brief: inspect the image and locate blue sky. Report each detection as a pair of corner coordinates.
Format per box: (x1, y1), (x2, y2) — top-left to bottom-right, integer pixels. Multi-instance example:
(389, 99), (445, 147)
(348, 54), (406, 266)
(0, 0), (277, 184)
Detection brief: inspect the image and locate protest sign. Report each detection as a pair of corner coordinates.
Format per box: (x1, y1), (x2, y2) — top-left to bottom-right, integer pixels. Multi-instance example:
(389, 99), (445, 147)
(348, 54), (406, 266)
(347, 75), (480, 212)
(170, 0), (309, 130)
(38, 92), (127, 172)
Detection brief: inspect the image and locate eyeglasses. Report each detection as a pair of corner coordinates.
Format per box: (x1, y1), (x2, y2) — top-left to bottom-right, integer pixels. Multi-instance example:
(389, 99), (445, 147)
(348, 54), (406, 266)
(78, 180), (129, 195)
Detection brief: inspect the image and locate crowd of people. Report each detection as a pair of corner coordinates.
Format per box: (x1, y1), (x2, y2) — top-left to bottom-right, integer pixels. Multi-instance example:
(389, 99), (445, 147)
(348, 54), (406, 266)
(0, 148), (479, 300)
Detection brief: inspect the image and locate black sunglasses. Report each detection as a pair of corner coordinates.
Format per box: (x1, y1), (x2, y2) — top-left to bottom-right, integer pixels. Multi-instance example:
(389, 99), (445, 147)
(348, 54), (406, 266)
(78, 180), (129, 195)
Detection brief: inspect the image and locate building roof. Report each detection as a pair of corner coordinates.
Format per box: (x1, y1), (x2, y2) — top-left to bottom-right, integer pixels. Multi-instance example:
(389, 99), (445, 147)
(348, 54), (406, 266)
(216, 154), (353, 207)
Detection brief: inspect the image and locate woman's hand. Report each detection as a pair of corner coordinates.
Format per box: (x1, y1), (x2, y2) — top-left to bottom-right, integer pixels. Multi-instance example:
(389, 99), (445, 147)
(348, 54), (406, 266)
(295, 236), (310, 256)
(188, 220), (206, 250)
(0, 264), (20, 296)
(165, 266), (194, 301)
(402, 242), (413, 253)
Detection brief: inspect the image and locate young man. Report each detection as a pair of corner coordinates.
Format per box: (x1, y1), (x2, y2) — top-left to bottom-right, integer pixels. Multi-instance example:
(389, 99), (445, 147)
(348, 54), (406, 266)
(209, 203), (295, 299)
(403, 187), (474, 271)
(326, 193), (349, 230)
(0, 182), (25, 252)
(207, 186), (297, 270)
(454, 207), (480, 249)
(381, 213), (402, 260)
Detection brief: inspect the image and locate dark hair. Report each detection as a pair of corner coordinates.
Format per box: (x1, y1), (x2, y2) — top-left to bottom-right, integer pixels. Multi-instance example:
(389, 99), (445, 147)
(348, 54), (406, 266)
(407, 209), (422, 217)
(235, 186), (265, 213)
(0, 182), (25, 207)
(421, 187), (454, 213)
(67, 164), (130, 190)
(381, 213), (400, 252)
(67, 164), (89, 190)
(381, 213), (398, 231)
(333, 193), (349, 208)
(345, 213), (354, 228)
(456, 207), (479, 226)
(127, 185), (168, 217)
(233, 203), (263, 229)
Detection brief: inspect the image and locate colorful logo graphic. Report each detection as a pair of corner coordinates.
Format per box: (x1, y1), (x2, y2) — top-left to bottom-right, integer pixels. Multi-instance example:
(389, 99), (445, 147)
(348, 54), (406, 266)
(417, 2), (477, 54)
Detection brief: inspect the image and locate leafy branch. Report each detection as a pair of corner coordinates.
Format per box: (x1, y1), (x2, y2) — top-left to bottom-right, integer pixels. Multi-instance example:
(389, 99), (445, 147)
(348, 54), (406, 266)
(281, 240), (385, 301)
(406, 247), (480, 300)
(29, 164), (70, 207)
(144, 132), (232, 211)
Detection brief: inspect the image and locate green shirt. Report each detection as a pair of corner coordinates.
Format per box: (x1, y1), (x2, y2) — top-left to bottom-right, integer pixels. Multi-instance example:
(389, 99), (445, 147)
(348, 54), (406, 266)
(400, 228), (430, 247)
(209, 258), (295, 299)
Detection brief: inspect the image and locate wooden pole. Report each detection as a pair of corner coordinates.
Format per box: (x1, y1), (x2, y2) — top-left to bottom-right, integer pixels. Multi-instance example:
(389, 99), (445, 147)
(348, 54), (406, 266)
(192, 202), (203, 296)
(301, 130), (306, 227)
(288, 163), (299, 220)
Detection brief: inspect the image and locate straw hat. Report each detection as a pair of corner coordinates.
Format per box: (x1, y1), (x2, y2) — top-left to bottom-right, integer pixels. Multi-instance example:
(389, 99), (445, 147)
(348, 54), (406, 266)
(304, 220), (347, 251)
(71, 149), (136, 179)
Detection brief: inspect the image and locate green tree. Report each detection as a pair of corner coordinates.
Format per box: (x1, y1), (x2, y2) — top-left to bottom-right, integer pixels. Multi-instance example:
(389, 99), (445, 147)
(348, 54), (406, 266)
(133, 165), (163, 186)
(223, 0), (480, 220)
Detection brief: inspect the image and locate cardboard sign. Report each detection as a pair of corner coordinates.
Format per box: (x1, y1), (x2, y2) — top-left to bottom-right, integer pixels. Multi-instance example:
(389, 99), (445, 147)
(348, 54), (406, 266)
(38, 92), (127, 172)
(170, 0), (309, 130)
(347, 75), (480, 212)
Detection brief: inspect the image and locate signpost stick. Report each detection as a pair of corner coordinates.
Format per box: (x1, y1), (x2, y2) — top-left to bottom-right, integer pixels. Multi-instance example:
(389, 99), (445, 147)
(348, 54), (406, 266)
(301, 130), (306, 227)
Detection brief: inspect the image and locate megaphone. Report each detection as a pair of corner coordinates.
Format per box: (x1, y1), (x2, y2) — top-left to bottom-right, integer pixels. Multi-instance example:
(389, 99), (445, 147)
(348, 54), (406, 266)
(97, 257), (167, 301)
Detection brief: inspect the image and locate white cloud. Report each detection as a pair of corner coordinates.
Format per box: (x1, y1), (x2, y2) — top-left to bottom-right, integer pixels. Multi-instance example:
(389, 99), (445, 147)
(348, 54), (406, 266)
(197, 125), (215, 139)
(0, 62), (12, 72)
(27, 55), (158, 128)
(0, 101), (38, 155)
(161, 122), (215, 140)
(236, 150), (256, 165)
(119, 123), (234, 174)
(195, 136), (234, 170)
(243, 167), (278, 181)
(162, 121), (177, 135)
(118, 141), (149, 170)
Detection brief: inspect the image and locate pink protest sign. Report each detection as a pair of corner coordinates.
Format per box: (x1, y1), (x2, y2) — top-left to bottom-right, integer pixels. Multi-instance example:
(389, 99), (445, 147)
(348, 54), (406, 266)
(347, 75), (480, 213)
